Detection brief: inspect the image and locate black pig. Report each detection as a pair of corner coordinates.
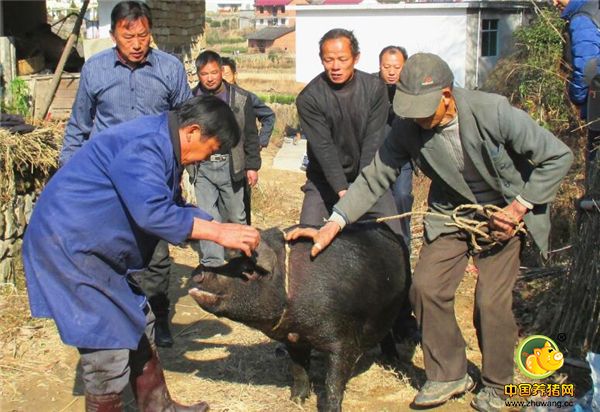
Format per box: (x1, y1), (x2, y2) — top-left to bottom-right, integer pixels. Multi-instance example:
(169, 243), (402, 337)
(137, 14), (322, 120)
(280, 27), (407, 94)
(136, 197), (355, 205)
(189, 224), (411, 412)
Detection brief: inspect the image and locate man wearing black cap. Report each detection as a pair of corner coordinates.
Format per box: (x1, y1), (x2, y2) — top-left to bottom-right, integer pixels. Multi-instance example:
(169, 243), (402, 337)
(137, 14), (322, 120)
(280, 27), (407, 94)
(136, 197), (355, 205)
(287, 53), (573, 411)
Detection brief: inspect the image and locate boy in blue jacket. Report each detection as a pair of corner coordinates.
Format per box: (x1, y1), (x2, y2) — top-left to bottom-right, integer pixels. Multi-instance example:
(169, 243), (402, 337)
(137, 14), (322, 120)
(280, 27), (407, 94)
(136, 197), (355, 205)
(555, 0), (600, 179)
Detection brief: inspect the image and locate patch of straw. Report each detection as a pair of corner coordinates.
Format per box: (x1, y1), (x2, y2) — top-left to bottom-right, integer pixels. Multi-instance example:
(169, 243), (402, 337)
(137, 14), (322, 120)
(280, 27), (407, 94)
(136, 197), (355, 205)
(0, 124), (63, 202)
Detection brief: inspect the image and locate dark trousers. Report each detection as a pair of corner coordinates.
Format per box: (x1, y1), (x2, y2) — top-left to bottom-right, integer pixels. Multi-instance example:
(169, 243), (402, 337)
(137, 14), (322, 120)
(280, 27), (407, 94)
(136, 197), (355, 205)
(139, 240), (171, 318)
(392, 162), (414, 249)
(409, 232), (521, 389)
(244, 180), (252, 225)
(78, 307), (155, 394)
(299, 178), (405, 238)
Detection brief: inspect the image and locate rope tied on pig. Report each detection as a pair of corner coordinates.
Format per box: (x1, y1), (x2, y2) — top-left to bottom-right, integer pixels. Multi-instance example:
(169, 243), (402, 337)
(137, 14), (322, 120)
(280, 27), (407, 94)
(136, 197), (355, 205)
(271, 229), (292, 332)
(362, 203), (527, 252)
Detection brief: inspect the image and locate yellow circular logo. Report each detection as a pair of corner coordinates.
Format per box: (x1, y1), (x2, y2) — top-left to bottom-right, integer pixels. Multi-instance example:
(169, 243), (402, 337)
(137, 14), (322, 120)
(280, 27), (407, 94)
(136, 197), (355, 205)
(515, 335), (564, 379)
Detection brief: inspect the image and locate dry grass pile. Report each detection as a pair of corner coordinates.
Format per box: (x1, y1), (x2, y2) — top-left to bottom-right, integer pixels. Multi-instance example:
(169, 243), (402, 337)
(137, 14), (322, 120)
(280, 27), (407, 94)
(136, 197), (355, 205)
(0, 122), (65, 401)
(251, 179), (303, 229)
(237, 71), (304, 97)
(0, 123), (63, 202)
(269, 103), (299, 148)
(235, 53), (295, 71)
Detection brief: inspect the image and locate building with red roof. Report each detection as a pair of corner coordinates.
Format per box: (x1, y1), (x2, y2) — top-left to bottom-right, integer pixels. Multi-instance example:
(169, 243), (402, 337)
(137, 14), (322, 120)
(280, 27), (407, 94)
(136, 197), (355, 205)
(255, 0), (308, 27)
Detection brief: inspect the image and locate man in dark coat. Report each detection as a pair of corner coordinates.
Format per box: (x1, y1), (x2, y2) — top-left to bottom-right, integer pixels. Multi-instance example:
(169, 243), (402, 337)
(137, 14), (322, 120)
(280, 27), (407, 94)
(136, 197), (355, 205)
(376, 45), (414, 249)
(295, 28), (404, 239)
(23, 96), (260, 411)
(221, 56), (275, 225)
(190, 50), (261, 267)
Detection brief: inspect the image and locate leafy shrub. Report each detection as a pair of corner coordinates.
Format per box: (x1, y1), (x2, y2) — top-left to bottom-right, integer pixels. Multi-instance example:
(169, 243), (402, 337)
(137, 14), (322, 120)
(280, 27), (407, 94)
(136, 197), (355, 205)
(3, 78), (31, 117)
(483, 8), (578, 135)
(256, 93), (295, 105)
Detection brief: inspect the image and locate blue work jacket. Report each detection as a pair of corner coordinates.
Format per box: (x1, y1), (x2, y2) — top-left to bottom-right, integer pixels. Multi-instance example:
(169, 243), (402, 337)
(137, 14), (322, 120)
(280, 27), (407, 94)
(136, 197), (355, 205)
(23, 112), (212, 349)
(562, 0), (600, 117)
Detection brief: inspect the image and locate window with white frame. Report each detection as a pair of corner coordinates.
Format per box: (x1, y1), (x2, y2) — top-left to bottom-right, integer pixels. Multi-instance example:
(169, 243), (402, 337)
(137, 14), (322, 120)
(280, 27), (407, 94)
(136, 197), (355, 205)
(481, 19), (498, 57)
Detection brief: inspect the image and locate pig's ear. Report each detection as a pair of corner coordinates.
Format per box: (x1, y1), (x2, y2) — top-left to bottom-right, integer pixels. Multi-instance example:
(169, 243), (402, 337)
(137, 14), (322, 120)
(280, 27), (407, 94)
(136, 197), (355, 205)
(254, 241), (277, 275)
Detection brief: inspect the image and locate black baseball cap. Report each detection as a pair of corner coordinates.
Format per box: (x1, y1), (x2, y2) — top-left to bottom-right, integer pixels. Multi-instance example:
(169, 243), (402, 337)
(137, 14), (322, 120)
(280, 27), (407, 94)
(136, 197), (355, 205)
(393, 53), (454, 119)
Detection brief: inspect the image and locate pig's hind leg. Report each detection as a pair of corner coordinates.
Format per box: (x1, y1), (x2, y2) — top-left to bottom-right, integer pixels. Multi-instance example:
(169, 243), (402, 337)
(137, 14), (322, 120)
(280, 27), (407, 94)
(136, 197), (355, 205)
(287, 344), (312, 404)
(321, 347), (361, 412)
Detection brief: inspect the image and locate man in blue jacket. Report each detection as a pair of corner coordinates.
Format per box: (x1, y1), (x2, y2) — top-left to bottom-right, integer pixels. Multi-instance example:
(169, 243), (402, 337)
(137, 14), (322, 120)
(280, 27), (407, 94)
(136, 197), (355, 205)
(554, 0), (600, 180)
(60, 1), (193, 347)
(23, 96), (260, 411)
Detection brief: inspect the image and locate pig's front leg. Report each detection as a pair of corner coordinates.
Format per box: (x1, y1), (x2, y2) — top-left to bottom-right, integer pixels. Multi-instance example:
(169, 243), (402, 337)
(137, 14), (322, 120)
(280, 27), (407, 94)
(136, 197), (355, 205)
(321, 348), (361, 412)
(287, 344), (312, 404)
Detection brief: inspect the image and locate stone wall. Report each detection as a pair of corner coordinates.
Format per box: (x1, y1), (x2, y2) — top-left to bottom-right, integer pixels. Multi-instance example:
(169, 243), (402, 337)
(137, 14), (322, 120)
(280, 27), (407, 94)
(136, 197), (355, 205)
(0, 192), (36, 283)
(147, 0), (206, 61)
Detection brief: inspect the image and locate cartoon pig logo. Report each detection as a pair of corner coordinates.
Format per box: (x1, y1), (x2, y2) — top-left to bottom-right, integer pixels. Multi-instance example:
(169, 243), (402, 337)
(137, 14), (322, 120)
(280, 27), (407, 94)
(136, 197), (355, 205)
(516, 335), (564, 379)
(524, 341), (564, 375)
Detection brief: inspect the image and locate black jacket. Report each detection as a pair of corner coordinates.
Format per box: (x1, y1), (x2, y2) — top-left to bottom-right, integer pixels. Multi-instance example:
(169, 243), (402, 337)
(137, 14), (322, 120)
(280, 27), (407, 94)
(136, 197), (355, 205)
(296, 70), (389, 193)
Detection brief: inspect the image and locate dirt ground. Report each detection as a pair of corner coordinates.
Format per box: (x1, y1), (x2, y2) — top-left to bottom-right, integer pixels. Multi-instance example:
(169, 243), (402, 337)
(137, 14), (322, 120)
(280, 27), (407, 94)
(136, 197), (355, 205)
(0, 145), (580, 412)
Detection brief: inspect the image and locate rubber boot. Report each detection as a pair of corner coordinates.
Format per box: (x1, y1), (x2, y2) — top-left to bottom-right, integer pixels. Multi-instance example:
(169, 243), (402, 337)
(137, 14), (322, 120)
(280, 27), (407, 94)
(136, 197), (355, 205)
(154, 314), (174, 348)
(131, 348), (209, 412)
(85, 392), (123, 412)
(149, 294), (174, 348)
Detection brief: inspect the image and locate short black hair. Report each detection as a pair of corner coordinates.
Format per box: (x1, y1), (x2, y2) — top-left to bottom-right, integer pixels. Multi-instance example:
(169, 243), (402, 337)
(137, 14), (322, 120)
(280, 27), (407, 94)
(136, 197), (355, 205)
(319, 28), (359, 59)
(221, 57), (237, 74)
(379, 45), (408, 63)
(110, 1), (152, 32)
(195, 50), (222, 71)
(176, 96), (240, 153)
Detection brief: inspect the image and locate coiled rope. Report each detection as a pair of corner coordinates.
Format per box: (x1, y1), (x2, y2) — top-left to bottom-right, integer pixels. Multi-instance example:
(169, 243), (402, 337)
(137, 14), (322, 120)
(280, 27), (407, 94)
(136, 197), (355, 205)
(362, 204), (527, 252)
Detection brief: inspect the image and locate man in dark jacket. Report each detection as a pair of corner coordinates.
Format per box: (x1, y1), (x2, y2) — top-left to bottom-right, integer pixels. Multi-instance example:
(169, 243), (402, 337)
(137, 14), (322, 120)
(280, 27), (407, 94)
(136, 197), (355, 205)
(295, 28), (404, 239)
(221, 56), (276, 149)
(24, 96), (260, 411)
(190, 50), (261, 267)
(377, 45), (414, 249)
(221, 56), (275, 225)
(288, 53), (573, 412)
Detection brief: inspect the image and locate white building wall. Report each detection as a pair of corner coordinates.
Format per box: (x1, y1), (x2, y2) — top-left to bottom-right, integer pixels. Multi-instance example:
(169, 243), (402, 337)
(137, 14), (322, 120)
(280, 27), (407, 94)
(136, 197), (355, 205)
(98, 0), (123, 38)
(295, 5), (469, 87)
(476, 9), (523, 88)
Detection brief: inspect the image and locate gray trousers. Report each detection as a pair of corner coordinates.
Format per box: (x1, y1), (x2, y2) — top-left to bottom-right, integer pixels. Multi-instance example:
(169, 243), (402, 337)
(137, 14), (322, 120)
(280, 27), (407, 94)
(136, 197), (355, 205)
(78, 307), (155, 395)
(299, 179), (405, 238)
(410, 232), (521, 389)
(193, 158), (246, 267)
